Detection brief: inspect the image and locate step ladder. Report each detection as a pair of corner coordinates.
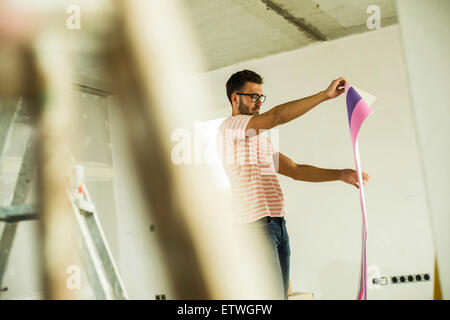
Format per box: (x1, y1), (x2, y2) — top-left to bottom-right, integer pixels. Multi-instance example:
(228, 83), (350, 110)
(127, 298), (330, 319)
(0, 98), (128, 299)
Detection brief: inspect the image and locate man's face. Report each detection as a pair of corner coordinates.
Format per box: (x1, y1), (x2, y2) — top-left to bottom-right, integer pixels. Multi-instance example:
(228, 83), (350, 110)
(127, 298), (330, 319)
(236, 82), (263, 116)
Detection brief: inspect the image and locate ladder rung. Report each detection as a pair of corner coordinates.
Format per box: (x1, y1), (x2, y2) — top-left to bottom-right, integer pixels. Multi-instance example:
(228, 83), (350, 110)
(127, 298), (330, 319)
(0, 204), (38, 222)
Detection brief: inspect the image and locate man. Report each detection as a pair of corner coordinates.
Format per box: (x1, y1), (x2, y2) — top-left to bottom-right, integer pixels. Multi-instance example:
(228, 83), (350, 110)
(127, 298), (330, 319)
(217, 70), (370, 299)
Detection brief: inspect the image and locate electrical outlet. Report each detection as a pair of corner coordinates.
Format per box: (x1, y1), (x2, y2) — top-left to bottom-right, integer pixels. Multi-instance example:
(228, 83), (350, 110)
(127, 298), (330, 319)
(391, 273), (431, 284)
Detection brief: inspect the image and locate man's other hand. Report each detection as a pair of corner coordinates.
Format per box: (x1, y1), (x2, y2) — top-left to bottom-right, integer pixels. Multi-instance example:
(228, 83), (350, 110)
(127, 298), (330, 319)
(324, 77), (347, 99)
(340, 169), (370, 189)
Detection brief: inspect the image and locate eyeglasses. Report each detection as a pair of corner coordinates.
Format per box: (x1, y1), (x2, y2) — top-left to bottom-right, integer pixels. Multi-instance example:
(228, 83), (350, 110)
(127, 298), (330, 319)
(235, 93), (266, 103)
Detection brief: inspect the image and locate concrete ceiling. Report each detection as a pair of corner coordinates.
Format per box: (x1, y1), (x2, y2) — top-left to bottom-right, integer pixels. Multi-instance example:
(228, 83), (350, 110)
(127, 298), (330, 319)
(182, 0), (398, 70)
(72, 0), (398, 92)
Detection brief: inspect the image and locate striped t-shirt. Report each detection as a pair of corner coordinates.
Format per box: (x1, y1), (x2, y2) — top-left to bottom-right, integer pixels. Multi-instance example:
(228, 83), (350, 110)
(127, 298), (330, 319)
(217, 115), (285, 223)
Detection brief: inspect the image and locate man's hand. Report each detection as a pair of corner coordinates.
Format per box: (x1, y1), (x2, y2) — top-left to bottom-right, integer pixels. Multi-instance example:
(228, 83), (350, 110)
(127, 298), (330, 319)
(324, 77), (347, 99)
(340, 169), (370, 189)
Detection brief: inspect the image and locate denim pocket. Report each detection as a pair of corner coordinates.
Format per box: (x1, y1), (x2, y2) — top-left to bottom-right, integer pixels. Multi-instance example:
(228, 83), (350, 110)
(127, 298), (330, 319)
(259, 216), (272, 225)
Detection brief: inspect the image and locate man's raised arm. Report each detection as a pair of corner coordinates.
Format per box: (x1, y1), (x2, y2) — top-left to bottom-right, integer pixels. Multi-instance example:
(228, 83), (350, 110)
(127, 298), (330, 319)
(247, 77), (346, 133)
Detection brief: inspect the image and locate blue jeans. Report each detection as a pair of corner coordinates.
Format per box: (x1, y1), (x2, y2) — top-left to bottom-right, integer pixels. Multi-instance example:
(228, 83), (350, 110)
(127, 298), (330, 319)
(253, 216), (291, 300)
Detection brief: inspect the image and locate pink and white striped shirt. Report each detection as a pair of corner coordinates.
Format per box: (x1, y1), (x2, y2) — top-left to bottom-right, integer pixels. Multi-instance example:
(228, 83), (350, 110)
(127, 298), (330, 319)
(217, 115), (285, 223)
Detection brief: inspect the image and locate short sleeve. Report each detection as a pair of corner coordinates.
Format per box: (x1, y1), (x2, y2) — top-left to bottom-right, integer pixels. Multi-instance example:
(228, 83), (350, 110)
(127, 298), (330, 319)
(218, 115), (252, 140)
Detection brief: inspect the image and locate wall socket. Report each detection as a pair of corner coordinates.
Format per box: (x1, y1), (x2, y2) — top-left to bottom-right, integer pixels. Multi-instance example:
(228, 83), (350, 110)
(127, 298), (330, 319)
(390, 273), (431, 284)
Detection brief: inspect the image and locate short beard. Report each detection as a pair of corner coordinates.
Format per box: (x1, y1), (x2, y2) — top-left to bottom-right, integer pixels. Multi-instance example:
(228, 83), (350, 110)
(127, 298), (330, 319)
(238, 97), (251, 115)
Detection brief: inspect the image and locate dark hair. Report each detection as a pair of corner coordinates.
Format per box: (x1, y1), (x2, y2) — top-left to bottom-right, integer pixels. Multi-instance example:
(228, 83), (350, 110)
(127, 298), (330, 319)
(226, 70), (263, 104)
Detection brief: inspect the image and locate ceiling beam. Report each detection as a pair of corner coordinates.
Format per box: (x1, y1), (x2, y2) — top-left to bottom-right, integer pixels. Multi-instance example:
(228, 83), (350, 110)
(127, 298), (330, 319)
(260, 0), (327, 41)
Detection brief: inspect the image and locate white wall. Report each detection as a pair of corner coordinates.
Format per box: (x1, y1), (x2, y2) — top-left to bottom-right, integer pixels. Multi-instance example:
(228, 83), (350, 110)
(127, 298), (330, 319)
(107, 96), (173, 299)
(396, 0), (450, 298)
(195, 24), (435, 299)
